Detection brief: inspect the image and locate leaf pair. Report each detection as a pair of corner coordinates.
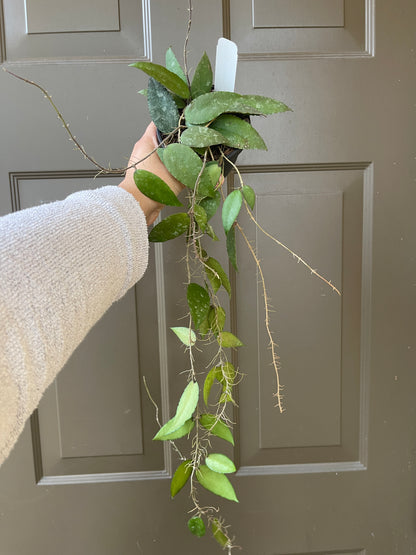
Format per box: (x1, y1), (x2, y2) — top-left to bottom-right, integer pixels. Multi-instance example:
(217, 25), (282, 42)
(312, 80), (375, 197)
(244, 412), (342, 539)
(166, 47), (213, 99)
(181, 114), (267, 151)
(185, 90), (291, 125)
(153, 381), (199, 441)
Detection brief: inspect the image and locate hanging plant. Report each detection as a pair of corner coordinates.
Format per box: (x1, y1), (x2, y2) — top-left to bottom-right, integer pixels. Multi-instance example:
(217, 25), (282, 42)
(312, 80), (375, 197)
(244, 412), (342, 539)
(3, 3), (340, 551)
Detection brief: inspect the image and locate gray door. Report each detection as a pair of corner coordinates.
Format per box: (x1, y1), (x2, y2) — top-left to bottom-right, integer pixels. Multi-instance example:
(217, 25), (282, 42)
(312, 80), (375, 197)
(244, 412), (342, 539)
(1, 1), (415, 554)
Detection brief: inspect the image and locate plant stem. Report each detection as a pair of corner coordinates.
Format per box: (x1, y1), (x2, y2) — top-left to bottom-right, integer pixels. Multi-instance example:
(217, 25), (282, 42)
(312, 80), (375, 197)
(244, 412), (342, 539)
(236, 222), (284, 413)
(2, 67), (177, 176)
(183, 0), (193, 91)
(223, 151), (341, 296)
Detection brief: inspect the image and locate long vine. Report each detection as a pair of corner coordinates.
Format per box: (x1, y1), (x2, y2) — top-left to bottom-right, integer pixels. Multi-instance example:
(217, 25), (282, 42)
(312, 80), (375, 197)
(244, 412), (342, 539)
(3, 4), (340, 551)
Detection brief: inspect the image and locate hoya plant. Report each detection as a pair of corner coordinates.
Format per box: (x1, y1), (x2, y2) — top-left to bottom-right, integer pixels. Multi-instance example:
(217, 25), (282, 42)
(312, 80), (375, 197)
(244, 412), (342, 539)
(3, 5), (339, 551)
(129, 46), (290, 551)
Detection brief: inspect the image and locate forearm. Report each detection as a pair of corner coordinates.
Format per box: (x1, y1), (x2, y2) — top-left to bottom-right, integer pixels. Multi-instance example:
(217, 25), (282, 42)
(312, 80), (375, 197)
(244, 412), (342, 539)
(0, 186), (148, 465)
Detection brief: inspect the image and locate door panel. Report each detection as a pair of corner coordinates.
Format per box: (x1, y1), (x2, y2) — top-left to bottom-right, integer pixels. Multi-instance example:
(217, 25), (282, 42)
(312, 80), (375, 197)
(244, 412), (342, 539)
(1, 0), (415, 554)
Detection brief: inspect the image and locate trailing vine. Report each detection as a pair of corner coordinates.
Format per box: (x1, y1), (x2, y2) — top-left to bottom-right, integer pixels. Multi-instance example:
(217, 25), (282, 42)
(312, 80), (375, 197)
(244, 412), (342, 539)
(3, 4), (341, 551)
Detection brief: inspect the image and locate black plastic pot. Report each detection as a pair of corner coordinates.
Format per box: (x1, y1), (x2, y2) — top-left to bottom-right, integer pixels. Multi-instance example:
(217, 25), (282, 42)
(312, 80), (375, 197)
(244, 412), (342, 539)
(156, 127), (242, 178)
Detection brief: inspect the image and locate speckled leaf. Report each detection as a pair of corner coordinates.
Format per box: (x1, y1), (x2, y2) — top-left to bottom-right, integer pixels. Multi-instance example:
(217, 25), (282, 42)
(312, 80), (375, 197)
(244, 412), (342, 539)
(185, 91), (290, 124)
(171, 459), (192, 498)
(162, 143), (202, 189)
(187, 283), (210, 329)
(180, 126), (227, 148)
(193, 204), (207, 232)
(134, 169), (182, 206)
(226, 226), (238, 271)
(242, 184), (256, 210)
(163, 418), (195, 441)
(196, 465), (238, 502)
(147, 78), (179, 134)
(222, 189), (243, 234)
(149, 213), (190, 242)
(205, 257), (231, 295)
(206, 453), (236, 474)
(200, 190), (221, 220)
(212, 520), (229, 547)
(171, 326), (197, 346)
(165, 47), (187, 83)
(218, 331), (243, 348)
(191, 52), (213, 98)
(210, 114), (267, 150)
(188, 516), (206, 537)
(198, 162), (222, 199)
(130, 61), (190, 99)
(153, 381), (199, 440)
(199, 414), (234, 445)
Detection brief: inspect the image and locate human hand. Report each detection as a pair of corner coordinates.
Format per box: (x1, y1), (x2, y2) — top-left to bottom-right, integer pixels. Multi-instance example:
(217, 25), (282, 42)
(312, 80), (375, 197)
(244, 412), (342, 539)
(119, 122), (184, 225)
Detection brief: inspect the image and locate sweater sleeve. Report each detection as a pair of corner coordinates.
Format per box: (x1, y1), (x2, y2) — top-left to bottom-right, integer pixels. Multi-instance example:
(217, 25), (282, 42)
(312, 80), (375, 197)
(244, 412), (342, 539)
(0, 186), (149, 466)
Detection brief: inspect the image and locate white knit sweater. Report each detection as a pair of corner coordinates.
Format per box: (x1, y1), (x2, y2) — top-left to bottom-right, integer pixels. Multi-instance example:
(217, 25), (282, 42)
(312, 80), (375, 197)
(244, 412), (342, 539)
(0, 186), (149, 466)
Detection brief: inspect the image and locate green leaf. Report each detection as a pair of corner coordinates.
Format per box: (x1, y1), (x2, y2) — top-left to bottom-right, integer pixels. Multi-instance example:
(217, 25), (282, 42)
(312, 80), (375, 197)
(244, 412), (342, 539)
(212, 520), (229, 547)
(203, 366), (221, 406)
(162, 143), (203, 189)
(191, 52), (213, 98)
(180, 126), (227, 148)
(149, 213), (190, 242)
(138, 89), (147, 96)
(187, 283), (210, 329)
(200, 190), (221, 220)
(226, 227), (238, 271)
(206, 453), (236, 474)
(200, 414), (234, 445)
(193, 204), (207, 232)
(130, 61), (190, 99)
(204, 363), (235, 405)
(222, 189), (243, 234)
(206, 224), (219, 241)
(210, 114), (266, 150)
(208, 306), (226, 336)
(147, 77), (179, 134)
(206, 266), (221, 293)
(157, 147), (165, 162)
(188, 516), (206, 537)
(198, 313), (210, 337)
(134, 169), (182, 207)
(171, 460), (192, 498)
(153, 381), (199, 440)
(171, 326), (196, 346)
(172, 94), (186, 109)
(165, 47), (187, 83)
(185, 91), (290, 124)
(196, 465), (238, 502)
(198, 162), (222, 198)
(173, 381), (199, 425)
(205, 257), (231, 295)
(218, 331), (243, 348)
(162, 418), (195, 441)
(242, 184), (256, 210)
